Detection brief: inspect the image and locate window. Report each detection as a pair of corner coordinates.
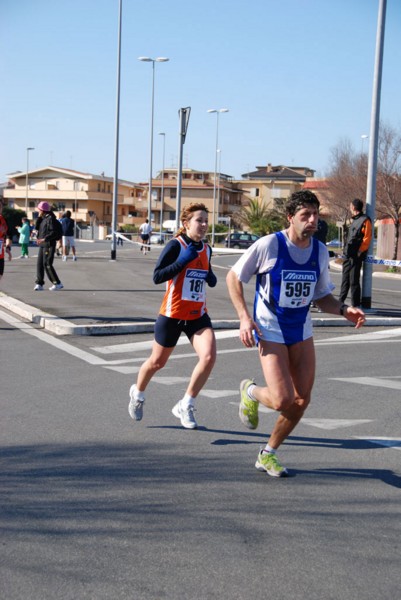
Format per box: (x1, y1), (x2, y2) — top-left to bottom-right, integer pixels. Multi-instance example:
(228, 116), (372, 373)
(170, 189), (177, 199)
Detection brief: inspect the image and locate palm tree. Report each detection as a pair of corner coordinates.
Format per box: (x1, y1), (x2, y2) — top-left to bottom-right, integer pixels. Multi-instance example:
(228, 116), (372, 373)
(237, 198), (285, 236)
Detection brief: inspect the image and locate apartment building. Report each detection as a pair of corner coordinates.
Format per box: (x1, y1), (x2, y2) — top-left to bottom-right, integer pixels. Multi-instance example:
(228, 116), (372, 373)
(237, 164), (316, 210)
(3, 166), (144, 227)
(137, 168), (244, 228)
(3, 163), (320, 232)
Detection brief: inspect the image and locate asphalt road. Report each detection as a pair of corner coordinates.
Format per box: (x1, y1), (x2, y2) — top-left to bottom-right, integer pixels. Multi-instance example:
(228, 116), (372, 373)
(1, 291), (400, 599)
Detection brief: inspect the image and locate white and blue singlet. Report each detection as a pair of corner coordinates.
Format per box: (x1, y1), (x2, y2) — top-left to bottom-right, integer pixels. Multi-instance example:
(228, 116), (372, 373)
(231, 230), (334, 345)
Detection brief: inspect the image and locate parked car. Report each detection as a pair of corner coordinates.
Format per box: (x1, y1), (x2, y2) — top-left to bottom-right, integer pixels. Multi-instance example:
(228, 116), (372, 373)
(150, 232), (171, 245)
(225, 232), (260, 249)
(326, 238), (342, 248)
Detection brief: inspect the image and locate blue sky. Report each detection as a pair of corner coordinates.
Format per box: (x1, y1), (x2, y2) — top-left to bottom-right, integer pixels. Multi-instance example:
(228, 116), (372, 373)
(1, 0), (400, 184)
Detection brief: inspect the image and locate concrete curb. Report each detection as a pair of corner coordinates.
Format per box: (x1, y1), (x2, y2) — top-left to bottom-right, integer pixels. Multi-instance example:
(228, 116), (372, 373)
(1, 293), (401, 336)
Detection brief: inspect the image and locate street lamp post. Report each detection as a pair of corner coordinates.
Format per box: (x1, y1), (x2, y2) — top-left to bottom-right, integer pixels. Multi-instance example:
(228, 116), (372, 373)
(361, 134), (369, 154)
(158, 132), (166, 236)
(138, 56), (169, 223)
(207, 108), (229, 246)
(25, 147), (35, 215)
(111, 0), (122, 261)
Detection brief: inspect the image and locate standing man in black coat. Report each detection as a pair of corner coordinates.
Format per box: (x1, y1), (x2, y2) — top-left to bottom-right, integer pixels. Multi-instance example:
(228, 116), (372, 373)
(339, 199), (372, 307)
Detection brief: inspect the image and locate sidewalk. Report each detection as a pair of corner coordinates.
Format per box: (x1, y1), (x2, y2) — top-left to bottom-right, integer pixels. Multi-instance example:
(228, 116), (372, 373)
(1, 242), (400, 336)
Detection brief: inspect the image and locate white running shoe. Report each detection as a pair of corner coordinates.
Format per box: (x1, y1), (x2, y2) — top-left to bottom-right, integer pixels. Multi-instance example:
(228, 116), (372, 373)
(72, 256), (77, 261)
(49, 283), (64, 291)
(172, 401), (198, 429)
(128, 384), (145, 421)
(62, 256), (67, 261)
(34, 284), (44, 291)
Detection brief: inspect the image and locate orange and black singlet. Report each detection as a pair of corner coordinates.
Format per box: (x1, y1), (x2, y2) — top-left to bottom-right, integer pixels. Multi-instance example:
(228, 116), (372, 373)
(156, 236), (212, 320)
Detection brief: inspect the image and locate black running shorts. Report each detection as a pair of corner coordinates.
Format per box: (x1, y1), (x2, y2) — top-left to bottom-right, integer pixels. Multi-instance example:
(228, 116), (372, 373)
(154, 313), (213, 348)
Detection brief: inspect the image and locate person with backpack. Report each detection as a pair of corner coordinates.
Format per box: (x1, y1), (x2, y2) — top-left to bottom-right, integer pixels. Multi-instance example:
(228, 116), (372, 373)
(34, 201), (64, 291)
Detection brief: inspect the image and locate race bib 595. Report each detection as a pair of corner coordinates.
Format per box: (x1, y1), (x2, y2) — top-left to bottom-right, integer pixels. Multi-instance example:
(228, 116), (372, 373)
(279, 270), (317, 308)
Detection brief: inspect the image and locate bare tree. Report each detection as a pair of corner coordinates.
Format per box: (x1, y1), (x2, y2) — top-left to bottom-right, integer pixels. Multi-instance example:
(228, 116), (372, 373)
(324, 138), (368, 224)
(376, 122), (401, 260)
(325, 124), (401, 259)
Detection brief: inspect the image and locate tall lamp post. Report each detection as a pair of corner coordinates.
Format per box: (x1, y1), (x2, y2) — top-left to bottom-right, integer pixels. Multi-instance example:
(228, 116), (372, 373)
(361, 134), (369, 154)
(138, 56), (169, 223)
(158, 132), (166, 236)
(111, 0), (122, 261)
(207, 108), (229, 246)
(25, 147), (35, 215)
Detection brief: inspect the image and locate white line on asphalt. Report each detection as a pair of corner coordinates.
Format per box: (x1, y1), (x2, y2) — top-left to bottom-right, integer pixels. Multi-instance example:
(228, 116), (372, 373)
(319, 327), (401, 343)
(301, 418), (373, 430)
(228, 404), (374, 427)
(316, 338), (401, 346)
(330, 376), (401, 390)
(91, 328), (241, 354)
(152, 376), (188, 385)
(353, 437), (401, 450)
(103, 346), (254, 367)
(0, 309), (107, 365)
(201, 389), (238, 398)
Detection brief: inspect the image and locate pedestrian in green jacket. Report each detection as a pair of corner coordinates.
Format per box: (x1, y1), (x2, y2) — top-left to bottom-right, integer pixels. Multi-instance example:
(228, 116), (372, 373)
(18, 218), (31, 258)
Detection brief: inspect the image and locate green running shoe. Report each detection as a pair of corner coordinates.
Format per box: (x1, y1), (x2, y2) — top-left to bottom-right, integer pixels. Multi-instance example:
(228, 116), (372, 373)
(239, 379), (259, 429)
(255, 450), (289, 477)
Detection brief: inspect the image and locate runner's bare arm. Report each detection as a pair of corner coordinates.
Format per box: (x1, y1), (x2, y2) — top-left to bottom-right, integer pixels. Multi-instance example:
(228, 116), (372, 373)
(226, 270), (262, 347)
(315, 294), (366, 329)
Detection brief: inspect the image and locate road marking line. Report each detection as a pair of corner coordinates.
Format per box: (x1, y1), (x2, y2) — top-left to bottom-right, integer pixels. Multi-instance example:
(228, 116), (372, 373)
(201, 389), (238, 398)
(91, 329), (240, 354)
(301, 418), (372, 430)
(94, 327), (401, 355)
(331, 377), (401, 390)
(152, 376), (188, 385)
(320, 327), (401, 344)
(0, 309), (107, 365)
(354, 437), (401, 450)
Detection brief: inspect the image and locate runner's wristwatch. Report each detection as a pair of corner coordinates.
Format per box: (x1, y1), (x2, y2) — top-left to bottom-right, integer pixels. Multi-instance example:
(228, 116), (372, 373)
(339, 303), (348, 316)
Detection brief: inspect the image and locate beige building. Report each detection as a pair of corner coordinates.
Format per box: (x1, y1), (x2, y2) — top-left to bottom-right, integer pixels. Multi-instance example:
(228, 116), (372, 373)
(236, 164), (316, 211)
(137, 168), (244, 228)
(3, 166), (144, 228)
(3, 163), (321, 234)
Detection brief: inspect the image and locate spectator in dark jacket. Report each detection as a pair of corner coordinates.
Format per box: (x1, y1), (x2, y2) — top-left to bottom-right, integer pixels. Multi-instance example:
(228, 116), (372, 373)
(34, 201), (64, 291)
(339, 199), (372, 307)
(313, 218), (328, 244)
(60, 210), (77, 261)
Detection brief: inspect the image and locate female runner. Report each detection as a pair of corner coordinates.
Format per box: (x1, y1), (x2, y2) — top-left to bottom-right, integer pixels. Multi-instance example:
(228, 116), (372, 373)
(128, 202), (217, 429)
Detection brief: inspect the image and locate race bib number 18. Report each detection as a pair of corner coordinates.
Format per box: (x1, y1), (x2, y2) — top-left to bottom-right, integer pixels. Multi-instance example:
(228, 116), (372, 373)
(279, 270), (317, 308)
(182, 269), (207, 303)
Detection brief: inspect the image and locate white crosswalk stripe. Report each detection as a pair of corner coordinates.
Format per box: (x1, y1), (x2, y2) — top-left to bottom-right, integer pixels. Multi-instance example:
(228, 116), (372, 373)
(354, 437), (401, 450)
(331, 376), (401, 390)
(302, 418), (372, 430)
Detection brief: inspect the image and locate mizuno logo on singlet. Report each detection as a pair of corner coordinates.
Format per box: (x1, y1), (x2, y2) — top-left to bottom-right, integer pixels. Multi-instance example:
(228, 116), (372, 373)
(282, 271), (316, 281)
(187, 270), (206, 278)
